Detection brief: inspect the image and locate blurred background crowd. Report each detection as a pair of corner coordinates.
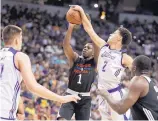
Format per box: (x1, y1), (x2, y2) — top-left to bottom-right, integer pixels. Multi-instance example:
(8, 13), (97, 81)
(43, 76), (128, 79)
(1, 0), (158, 120)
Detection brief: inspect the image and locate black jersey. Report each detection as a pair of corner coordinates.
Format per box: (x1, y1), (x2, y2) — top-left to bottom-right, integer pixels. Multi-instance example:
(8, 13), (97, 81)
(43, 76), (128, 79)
(131, 75), (158, 120)
(68, 56), (96, 92)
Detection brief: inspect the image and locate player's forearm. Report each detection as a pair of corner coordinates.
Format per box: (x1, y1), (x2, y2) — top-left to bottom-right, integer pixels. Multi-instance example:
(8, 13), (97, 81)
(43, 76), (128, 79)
(79, 9), (93, 33)
(105, 95), (126, 114)
(86, 29), (105, 48)
(29, 83), (63, 103)
(79, 10), (106, 48)
(93, 43), (99, 64)
(63, 26), (73, 46)
(79, 9), (100, 46)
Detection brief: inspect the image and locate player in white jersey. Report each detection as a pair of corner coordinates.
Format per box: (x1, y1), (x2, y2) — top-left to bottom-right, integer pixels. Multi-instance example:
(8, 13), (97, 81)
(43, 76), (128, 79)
(0, 25), (80, 120)
(70, 5), (133, 120)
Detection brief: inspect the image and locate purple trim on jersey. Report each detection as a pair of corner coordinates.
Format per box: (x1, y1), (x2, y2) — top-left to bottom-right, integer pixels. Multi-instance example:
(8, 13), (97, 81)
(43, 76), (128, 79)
(9, 83), (20, 118)
(124, 114), (128, 120)
(107, 84), (122, 93)
(8, 47), (17, 56)
(0, 117), (15, 120)
(8, 47), (20, 71)
(100, 44), (109, 50)
(9, 81), (20, 119)
(120, 49), (127, 53)
(12, 84), (20, 114)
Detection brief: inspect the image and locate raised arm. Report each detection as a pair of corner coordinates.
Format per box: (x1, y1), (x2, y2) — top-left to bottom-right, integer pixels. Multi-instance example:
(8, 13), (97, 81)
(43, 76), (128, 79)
(63, 23), (78, 68)
(85, 14), (100, 64)
(70, 6), (106, 49)
(16, 52), (80, 103)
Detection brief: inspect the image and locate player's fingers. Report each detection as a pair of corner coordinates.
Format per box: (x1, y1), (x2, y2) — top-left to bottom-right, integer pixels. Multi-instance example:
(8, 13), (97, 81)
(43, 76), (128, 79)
(71, 95), (80, 103)
(73, 98), (78, 103)
(74, 95), (81, 100)
(69, 5), (77, 7)
(70, 7), (78, 11)
(69, 5), (80, 11)
(70, 96), (77, 103)
(69, 5), (76, 9)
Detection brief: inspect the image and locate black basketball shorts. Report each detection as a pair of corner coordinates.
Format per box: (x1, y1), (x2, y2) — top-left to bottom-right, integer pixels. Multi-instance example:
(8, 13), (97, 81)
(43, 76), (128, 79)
(57, 96), (92, 120)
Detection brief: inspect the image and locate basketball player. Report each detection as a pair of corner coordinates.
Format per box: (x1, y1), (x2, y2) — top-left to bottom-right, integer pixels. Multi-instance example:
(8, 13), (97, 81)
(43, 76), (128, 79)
(71, 5), (133, 120)
(57, 23), (97, 120)
(0, 25), (80, 120)
(98, 55), (158, 120)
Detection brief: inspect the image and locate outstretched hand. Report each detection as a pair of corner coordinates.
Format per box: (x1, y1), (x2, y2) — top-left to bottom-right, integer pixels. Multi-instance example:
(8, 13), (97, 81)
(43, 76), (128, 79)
(61, 95), (81, 103)
(69, 5), (84, 13)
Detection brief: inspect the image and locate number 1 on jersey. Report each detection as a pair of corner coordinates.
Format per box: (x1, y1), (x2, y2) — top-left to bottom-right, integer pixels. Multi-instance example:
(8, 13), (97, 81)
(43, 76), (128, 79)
(77, 68), (83, 84)
(77, 74), (82, 84)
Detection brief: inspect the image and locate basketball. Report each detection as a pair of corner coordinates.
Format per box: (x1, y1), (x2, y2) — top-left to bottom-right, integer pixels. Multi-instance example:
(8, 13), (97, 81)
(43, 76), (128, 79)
(66, 8), (82, 25)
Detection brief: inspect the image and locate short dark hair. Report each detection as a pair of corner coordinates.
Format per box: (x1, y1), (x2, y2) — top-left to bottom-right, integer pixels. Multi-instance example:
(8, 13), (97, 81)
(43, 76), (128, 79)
(87, 42), (93, 45)
(134, 55), (151, 72)
(118, 27), (132, 46)
(2, 25), (22, 44)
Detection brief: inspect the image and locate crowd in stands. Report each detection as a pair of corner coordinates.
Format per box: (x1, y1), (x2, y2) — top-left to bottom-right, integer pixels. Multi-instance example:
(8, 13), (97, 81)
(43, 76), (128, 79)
(1, 4), (158, 120)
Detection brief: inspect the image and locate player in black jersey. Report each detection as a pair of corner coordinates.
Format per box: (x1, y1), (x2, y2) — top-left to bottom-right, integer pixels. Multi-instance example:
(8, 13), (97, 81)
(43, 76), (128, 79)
(57, 23), (97, 120)
(98, 55), (158, 120)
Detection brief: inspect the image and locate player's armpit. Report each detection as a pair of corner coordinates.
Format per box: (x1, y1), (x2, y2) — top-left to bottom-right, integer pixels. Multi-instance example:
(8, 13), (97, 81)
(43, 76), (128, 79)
(122, 54), (133, 70)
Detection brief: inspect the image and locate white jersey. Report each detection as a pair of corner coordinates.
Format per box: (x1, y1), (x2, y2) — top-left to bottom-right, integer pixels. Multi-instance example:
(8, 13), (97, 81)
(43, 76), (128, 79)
(0, 47), (22, 120)
(97, 44), (125, 90)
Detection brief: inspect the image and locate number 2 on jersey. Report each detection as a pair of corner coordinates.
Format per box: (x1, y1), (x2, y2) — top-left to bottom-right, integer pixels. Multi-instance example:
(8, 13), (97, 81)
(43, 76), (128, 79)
(102, 61), (108, 72)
